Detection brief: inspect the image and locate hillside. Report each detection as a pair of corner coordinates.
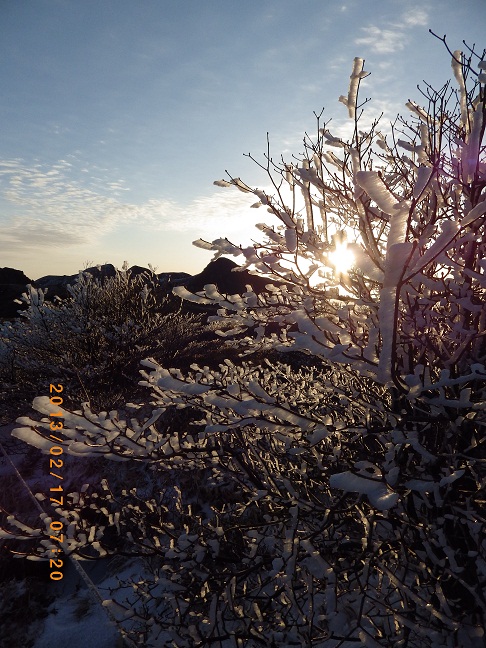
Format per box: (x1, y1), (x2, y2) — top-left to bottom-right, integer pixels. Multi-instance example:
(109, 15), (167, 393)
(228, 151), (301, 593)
(0, 258), (276, 319)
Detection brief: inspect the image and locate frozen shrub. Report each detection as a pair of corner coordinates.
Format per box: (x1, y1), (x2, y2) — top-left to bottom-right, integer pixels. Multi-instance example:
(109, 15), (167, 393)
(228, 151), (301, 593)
(0, 266), (206, 409)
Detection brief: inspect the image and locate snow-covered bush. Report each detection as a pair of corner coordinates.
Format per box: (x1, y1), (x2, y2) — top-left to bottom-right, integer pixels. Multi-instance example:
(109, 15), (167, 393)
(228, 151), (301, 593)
(0, 267), (204, 409)
(4, 39), (486, 646)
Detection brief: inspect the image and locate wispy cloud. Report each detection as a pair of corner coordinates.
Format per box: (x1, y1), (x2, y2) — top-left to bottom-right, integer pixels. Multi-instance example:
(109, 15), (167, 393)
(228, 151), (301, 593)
(355, 6), (429, 55)
(0, 158), (262, 254)
(401, 8), (428, 27)
(355, 26), (408, 54)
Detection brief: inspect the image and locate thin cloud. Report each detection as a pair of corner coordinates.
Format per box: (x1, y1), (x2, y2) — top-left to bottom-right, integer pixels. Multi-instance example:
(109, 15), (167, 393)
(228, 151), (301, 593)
(355, 26), (407, 54)
(355, 6), (429, 55)
(402, 8), (428, 27)
(1, 219), (89, 249)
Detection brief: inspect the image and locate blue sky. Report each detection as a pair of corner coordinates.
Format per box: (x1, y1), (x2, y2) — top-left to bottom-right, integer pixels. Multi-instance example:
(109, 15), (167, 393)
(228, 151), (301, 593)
(0, 0), (485, 279)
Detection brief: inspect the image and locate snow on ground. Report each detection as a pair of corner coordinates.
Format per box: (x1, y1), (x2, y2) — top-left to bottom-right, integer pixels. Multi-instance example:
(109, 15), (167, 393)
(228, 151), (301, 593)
(32, 591), (121, 648)
(29, 556), (147, 648)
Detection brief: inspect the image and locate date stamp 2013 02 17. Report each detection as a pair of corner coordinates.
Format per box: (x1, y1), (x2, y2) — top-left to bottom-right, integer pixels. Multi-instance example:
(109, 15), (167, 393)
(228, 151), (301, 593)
(47, 383), (65, 581)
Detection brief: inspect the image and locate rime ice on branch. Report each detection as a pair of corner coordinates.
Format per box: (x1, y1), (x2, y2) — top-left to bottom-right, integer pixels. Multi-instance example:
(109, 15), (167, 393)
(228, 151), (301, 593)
(193, 49), (486, 397)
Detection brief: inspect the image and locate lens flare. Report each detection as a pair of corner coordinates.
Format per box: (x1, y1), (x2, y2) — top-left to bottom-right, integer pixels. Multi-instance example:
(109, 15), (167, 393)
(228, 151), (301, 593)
(328, 242), (355, 276)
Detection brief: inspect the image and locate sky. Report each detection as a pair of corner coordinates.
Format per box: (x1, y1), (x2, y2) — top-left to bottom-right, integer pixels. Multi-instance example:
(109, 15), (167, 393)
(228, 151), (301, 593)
(0, 0), (485, 280)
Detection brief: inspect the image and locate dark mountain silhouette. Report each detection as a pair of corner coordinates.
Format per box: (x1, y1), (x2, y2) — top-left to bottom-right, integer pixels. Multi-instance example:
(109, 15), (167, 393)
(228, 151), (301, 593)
(1, 264), (126, 315)
(0, 259), (280, 319)
(35, 264), (118, 300)
(0, 268), (32, 285)
(0, 267), (33, 318)
(185, 257), (277, 295)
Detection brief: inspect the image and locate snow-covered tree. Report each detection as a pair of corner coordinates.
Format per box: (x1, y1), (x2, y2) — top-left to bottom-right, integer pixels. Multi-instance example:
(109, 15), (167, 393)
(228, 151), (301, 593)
(4, 39), (486, 647)
(189, 45), (486, 396)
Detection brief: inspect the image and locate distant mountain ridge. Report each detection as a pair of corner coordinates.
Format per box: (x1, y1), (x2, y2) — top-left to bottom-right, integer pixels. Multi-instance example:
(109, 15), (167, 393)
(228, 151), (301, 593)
(0, 258), (276, 319)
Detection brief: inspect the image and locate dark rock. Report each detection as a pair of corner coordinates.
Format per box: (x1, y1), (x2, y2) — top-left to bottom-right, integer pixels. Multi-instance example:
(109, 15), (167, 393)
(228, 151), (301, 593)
(34, 274), (73, 300)
(0, 268), (32, 286)
(0, 267), (33, 319)
(83, 263), (117, 281)
(158, 271), (192, 291)
(128, 265), (157, 280)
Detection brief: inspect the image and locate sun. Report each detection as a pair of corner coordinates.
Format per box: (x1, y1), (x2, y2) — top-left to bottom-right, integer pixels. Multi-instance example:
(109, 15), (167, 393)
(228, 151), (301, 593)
(328, 241), (355, 276)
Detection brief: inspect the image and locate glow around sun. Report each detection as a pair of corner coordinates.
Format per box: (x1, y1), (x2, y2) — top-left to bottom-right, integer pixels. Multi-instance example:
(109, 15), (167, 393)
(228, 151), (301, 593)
(328, 241), (355, 276)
